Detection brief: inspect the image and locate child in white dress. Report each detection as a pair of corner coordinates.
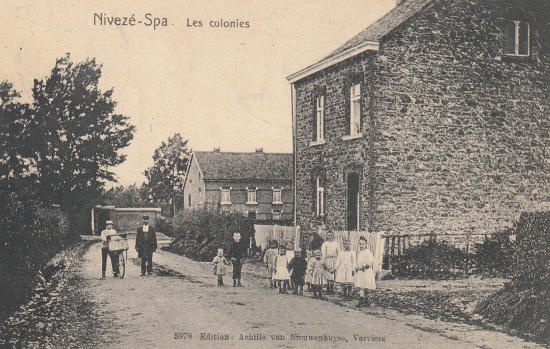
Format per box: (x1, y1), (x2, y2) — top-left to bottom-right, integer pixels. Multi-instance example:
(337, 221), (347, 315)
(311, 250), (328, 299)
(335, 239), (356, 299)
(273, 246), (290, 294)
(212, 248), (231, 286)
(354, 236), (376, 307)
(263, 240), (278, 288)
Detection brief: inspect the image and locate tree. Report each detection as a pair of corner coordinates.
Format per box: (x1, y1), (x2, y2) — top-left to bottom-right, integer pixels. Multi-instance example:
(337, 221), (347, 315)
(143, 133), (190, 216)
(31, 54), (135, 231)
(0, 81), (33, 189)
(101, 184), (151, 208)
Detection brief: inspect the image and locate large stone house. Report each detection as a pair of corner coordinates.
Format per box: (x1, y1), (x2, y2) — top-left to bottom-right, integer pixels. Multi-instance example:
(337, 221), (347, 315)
(182, 148), (293, 221)
(287, 0), (550, 243)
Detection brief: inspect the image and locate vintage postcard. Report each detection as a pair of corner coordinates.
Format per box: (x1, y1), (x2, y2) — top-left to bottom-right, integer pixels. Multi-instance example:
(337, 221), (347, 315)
(1, 0), (549, 348)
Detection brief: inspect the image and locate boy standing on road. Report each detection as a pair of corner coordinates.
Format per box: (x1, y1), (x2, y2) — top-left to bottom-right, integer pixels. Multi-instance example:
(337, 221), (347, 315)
(100, 220), (119, 278)
(135, 215), (157, 276)
(229, 232), (246, 287)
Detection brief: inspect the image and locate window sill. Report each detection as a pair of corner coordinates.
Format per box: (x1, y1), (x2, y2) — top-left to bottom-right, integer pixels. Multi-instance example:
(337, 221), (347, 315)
(309, 139), (326, 147)
(501, 54), (531, 63)
(220, 202), (232, 206)
(272, 201), (283, 205)
(342, 133), (363, 141)
(246, 201), (258, 205)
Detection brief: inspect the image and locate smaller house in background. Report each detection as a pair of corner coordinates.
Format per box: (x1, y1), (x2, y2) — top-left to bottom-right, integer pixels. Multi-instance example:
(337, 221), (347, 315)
(183, 148), (293, 221)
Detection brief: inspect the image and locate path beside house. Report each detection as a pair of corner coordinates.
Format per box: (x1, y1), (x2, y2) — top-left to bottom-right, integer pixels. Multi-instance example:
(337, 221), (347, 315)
(79, 239), (543, 349)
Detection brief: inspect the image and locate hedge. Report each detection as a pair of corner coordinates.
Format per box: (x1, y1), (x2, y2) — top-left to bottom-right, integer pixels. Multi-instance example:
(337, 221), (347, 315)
(476, 212), (550, 344)
(166, 206), (254, 261)
(0, 191), (73, 321)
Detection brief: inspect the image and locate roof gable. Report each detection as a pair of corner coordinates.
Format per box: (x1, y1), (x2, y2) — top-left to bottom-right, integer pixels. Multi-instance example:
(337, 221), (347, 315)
(287, 0), (434, 83)
(193, 151), (293, 181)
(324, 0), (433, 61)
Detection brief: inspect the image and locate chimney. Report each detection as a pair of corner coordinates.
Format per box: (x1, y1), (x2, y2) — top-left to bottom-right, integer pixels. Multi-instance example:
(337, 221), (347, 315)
(255, 148), (263, 153)
(213, 147), (220, 152)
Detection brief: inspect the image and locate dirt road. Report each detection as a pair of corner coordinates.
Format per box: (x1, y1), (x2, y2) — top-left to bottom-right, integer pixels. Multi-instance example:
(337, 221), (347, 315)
(81, 240), (542, 349)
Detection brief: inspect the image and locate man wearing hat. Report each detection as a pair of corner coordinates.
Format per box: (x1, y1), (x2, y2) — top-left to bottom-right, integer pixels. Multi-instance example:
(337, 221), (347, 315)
(135, 215), (157, 276)
(100, 220), (120, 278)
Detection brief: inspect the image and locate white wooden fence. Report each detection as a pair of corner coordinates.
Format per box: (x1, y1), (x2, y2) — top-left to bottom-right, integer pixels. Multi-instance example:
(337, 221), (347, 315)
(253, 224), (300, 250)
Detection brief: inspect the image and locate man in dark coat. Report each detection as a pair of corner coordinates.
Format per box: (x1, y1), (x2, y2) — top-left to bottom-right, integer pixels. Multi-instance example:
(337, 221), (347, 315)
(228, 232), (246, 287)
(135, 215), (157, 276)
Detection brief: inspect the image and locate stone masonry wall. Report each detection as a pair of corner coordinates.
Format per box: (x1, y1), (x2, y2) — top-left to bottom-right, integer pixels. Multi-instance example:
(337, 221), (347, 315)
(294, 0), (550, 245)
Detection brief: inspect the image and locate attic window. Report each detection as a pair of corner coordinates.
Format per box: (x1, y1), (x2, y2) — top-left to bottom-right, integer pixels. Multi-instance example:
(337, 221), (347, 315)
(504, 20), (530, 57)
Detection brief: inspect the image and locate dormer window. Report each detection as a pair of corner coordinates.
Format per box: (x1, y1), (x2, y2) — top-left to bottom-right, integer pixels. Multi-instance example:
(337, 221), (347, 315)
(504, 20), (530, 57)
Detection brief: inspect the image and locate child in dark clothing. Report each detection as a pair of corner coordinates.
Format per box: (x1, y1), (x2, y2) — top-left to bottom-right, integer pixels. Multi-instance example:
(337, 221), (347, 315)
(287, 248), (308, 295)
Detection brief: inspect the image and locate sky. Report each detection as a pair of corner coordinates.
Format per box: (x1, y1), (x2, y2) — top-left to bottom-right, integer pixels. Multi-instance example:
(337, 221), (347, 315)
(1, 0), (395, 186)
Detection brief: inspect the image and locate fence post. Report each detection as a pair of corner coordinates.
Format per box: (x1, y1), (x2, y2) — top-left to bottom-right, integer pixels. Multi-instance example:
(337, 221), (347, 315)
(397, 235), (402, 274)
(390, 236), (396, 274)
(465, 233), (470, 274)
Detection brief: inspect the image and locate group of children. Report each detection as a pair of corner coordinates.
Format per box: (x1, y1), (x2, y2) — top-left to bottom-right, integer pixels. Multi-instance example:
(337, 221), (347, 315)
(211, 231), (377, 308)
(263, 233), (377, 307)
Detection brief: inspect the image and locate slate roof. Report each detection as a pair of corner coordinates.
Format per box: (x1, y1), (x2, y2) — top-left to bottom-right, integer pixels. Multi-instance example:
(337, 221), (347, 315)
(193, 151), (293, 181)
(317, 0), (433, 65)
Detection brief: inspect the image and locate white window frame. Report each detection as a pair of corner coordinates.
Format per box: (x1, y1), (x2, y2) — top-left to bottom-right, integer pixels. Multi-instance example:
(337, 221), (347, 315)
(350, 83), (361, 135)
(505, 20), (530, 57)
(246, 187), (257, 204)
(220, 187), (231, 205)
(272, 209), (282, 221)
(316, 177), (324, 217)
(316, 95), (325, 141)
(272, 188), (283, 204)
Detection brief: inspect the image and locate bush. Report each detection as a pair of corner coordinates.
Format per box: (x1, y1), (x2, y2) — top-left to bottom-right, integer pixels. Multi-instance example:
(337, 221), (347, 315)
(156, 216), (174, 235)
(167, 206), (254, 261)
(477, 212), (550, 344)
(474, 227), (517, 277)
(0, 190), (73, 321)
(394, 236), (468, 279)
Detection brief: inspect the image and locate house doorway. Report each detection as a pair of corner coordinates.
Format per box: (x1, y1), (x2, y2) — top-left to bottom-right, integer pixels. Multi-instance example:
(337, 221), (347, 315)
(346, 172), (360, 231)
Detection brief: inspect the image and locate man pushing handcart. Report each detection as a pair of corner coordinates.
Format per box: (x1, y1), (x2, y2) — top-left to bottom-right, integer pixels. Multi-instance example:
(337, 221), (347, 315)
(100, 220), (129, 278)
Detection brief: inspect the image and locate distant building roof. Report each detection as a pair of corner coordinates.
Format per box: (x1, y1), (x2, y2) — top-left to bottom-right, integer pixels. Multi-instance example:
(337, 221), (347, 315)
(193, 150), (293, 181)
(287, 0), (434, 83)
